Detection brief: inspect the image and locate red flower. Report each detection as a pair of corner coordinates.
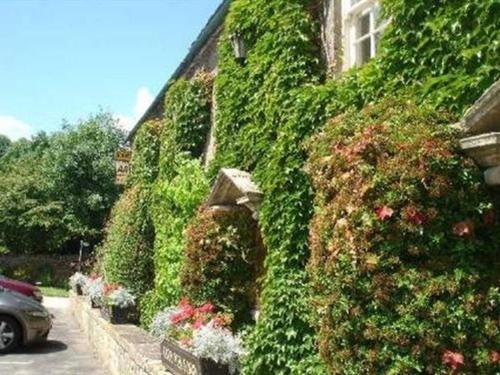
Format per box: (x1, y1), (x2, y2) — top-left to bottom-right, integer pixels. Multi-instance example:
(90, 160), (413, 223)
(482, 210), (496, 226)
(103, 283), (120, 296)
(442, 350), (464, 370)
(197, 303), (215, 314)
(405, 206), (426, 225)
(453, 220), (475, 237)
(179, 337), (192, 348)
(375, 206), (394, 221)
(491, 351), (500, 363)
(192, 318), (205, 330)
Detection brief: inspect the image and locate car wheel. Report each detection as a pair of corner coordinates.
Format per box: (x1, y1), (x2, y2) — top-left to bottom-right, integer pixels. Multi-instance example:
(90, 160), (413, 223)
(0, 315), (21, 354)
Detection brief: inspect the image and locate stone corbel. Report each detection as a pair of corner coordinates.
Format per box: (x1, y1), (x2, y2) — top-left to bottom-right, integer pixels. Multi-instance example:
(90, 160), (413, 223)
(458, 79), (500, 185)
(207, 168), (263, 219)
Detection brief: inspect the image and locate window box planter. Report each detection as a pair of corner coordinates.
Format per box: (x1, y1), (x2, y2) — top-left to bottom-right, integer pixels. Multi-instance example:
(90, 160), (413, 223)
(100, 305), (135, 325)
(74, 285), (83, 296)
(161, 338), (232, 375)
(90, 297), (101, 309)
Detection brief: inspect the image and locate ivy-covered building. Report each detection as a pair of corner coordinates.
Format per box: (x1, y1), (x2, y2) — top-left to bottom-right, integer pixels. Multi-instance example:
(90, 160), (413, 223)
(100, 0), (500, 374)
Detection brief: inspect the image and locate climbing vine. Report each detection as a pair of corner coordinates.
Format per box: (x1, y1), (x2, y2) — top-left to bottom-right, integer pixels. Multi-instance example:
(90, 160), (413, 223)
(210, 0), (500, 374)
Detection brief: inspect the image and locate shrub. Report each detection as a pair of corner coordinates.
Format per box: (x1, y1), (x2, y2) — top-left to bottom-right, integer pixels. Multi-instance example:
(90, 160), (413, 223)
(98, 185), (155, 296)
(306, 99), (500, 374)
(181, 205), (265, 328)
(139, 156), (209, 327)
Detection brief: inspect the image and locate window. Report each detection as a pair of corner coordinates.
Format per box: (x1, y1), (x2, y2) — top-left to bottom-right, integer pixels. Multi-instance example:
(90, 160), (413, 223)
(342, 0), (388, 69)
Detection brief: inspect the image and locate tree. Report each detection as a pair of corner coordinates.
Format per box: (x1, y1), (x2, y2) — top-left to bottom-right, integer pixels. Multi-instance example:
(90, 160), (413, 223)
(0, 112), (124, 254)
(0, 135), (11, 157)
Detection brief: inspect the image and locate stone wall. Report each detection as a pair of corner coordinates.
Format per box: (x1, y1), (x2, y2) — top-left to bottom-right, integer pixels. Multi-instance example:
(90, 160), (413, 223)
(70, 294), (171, 375)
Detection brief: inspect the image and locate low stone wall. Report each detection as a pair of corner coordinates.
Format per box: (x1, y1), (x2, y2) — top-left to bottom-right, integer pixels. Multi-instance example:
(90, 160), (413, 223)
(70, 294), (171, 375)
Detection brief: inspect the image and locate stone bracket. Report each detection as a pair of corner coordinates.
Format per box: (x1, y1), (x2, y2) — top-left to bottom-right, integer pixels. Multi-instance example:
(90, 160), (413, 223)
(207, 168), (263, 219)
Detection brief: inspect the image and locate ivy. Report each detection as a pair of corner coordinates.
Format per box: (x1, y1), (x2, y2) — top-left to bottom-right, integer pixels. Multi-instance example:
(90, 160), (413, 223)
(307, 99), (500, 373)
(164, 73), (213, 159)
(210, 0), (499, 373)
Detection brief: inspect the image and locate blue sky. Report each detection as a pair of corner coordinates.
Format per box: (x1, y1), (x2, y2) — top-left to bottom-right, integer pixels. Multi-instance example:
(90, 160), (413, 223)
(0, 0), (221, 140)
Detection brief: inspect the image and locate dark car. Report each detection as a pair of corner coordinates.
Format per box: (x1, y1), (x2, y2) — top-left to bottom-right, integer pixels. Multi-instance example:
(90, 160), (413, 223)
(0, 275), (43, 303)
(0, 286), (52, 353)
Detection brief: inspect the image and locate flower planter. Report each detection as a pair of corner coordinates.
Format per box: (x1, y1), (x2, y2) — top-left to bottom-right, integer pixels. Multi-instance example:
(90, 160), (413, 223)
(74, 285), (83, 296)
(100, 305), (135, 325)
(161, 339), (232, 375)
(90, 297), (101, 309)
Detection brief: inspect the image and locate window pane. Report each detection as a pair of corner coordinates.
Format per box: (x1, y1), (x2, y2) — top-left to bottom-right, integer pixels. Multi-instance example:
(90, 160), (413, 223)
(373, 6), (382, 27)
(351, 0), (363, 6)
(374, 31), (381, 53)
(357, 13), (370, 38)
(357, 38), (371, 65)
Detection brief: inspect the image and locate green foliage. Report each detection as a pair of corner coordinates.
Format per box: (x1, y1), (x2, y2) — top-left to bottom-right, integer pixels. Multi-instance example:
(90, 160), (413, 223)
(98, 185), (155, 295)
(164, 73), (213, 158)
(140, 156), (209, 327)
(0, 135), (11, 157)
(307, 99), (500, 374)
(181, 206), (265, 328)
(128, 119), (163, 185)
(209, 0), (500, 373)
(0, 113), (122, 254)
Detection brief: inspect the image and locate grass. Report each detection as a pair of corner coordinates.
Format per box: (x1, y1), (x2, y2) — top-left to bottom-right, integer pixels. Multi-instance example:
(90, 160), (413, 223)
(39, 286), (69, 298)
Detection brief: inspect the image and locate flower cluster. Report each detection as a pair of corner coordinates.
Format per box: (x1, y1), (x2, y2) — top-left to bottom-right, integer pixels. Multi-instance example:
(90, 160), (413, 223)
(84, 274), (105, 303)
(69, 272), (88, 290)
(102, 284), (136, 309)
(151, 298), (243, 373)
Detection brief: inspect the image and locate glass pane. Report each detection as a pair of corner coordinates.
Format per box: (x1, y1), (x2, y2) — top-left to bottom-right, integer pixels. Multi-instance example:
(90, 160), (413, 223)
(357, 38), (371, 65)
(373, 6), (382, 27)
(357, 13), (370, 38)
(374, 31), (381, 53)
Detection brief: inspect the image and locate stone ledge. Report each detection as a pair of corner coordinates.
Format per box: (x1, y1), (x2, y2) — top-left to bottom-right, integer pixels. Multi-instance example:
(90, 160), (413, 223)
(69, 294), (171, 375)
(459, 132), (500, 167)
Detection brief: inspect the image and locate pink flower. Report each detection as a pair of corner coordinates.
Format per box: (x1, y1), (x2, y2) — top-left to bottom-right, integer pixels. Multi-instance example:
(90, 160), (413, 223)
(442, 350), (464, 370)
(179, 337), (192, 348)
(453, 220), (475, 237)
(212, 317), (224, 328)
(491, 351), (500, 363)
(197, 303), (214, 314)
(192, 319), (205, 330)
(405, 207), (426, 225)
(375, 206), (394, 221)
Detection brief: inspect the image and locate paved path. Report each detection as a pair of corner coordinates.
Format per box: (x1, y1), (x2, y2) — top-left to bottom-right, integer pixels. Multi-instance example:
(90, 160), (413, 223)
(0, 297), (108, 375)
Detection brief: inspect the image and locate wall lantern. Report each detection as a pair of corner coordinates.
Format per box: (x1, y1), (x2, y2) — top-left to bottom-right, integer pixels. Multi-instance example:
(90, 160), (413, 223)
(230, 33), (247, 63)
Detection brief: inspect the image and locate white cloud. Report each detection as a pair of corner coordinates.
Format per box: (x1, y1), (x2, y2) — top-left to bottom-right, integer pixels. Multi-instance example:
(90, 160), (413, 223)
(115, 87), (154, 132)
(0, 115), (35, 141)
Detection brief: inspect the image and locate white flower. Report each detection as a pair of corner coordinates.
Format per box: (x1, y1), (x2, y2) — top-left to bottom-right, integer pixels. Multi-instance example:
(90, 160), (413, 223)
(192, 321), (245, 374)
(69, 272), (88, 289)
(85, 277), (104, 301)
(150, 307), (178, 339)
(107, 288), (135, 308)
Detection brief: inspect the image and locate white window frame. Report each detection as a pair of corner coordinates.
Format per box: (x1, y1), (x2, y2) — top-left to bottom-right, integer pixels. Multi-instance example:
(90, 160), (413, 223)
(342, 0), (388, 70)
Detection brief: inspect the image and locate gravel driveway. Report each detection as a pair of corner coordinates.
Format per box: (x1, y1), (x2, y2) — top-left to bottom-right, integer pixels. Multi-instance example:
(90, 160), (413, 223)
(0, 297), (108, 375)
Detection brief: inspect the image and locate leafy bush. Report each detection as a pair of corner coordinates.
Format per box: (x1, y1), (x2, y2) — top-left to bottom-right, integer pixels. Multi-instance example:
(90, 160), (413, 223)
(98, 185), (155, 296)
(307, 99), (500, 374)
(139, 156), (209, 327)
(181, 206), (265, 328)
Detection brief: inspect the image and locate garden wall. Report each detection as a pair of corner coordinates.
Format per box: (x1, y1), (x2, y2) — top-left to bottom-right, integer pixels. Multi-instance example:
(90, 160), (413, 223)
(69, 293), (170, 375)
